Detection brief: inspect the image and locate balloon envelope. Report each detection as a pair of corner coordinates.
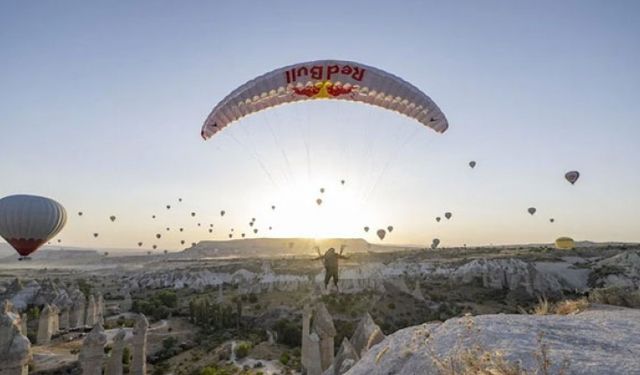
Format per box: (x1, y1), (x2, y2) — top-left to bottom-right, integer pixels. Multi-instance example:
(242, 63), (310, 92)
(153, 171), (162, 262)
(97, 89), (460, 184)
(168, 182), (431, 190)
(0, 195), (67, 257)
(376, 229), (386, 240)
(528, 207), (537, 215)
(565, 171), (580, 185)
(469, 161), (476, 168)
(444, 212), (452, 220)
(387, 225), (394, 232)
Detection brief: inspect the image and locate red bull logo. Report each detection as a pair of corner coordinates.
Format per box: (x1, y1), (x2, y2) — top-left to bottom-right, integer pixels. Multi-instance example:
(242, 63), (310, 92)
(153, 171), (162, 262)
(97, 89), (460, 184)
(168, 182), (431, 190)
(292, 81), (356, 99)
(285, 63), (366, 84)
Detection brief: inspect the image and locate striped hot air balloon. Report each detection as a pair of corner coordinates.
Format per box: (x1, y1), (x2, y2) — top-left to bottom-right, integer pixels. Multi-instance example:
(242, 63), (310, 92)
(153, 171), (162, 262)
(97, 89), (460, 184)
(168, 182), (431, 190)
(0, 195), (67, 258)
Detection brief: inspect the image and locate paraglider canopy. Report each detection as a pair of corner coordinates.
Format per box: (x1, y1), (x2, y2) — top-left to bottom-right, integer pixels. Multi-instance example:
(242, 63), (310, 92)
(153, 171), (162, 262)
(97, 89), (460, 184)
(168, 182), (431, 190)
(0, 195), (67, 258)
(201, 59), (449, 139)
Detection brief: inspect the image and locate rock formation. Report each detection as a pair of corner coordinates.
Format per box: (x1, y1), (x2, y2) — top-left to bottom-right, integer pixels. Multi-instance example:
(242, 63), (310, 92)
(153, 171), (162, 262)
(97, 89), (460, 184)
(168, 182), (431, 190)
(301, 304), (323, 375)
(313, 303), (336, 371)
(70, 294), (86, 329)
(346, 307), (640, 375)
(59, 307), (69, 331)
(0, 300), (32, 375)
(131, 314), (148, 375)
(96, 294), (105, 325)
(86, 295), (97, 327)
(36, 304), (55, 345)
(79, 324), (107, 375)
(350, 313), (385, 358)
(105, 329), (126, 375)
(121, 291), (132, 312)
(50, 304), (60, 333)
(411, 281), (425, 301)
(323, 338), (359, 375)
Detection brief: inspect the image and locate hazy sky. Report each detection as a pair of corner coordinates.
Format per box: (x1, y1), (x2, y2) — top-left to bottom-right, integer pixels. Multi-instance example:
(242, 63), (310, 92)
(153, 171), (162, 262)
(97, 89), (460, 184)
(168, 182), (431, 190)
(1, 1), (639, 250)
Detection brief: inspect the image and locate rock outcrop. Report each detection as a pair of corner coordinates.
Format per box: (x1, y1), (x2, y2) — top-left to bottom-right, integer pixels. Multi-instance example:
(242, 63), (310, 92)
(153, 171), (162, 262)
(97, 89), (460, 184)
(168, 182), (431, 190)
(79, 324), (106, 375)
(86, 295), (97, 327)
(105, 329), (126, 375)
(324, 338), (359, 375)
(131, 314), (148, 375)
(70, 294), (86, 329)
(301, 304), (323, 375)
(313, 303), (336, 371)
(0, 300), (32, 375)
(36, 304), (55, 345)
(350, 313), (385, 358)
(345, 306), (640, 375)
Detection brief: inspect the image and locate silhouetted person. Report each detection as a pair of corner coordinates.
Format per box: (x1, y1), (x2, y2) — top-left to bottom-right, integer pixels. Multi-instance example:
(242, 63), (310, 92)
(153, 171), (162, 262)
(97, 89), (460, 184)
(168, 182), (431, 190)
(313, 245), (348, 292)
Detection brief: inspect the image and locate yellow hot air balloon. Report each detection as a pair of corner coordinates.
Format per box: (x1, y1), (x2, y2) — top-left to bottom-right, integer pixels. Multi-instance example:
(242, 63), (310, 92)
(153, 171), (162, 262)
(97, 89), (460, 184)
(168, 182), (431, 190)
(555, 237), (575, 250)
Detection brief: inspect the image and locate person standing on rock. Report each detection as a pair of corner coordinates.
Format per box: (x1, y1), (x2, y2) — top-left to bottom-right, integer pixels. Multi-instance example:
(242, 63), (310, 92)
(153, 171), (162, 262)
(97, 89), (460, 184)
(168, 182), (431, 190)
(313, 246), (348, 292)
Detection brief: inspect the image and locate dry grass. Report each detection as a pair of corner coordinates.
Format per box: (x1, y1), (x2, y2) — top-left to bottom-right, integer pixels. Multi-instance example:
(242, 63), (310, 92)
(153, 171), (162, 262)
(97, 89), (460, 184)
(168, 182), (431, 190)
(532, 297), (589, 315)
(430, 315), (570, 375)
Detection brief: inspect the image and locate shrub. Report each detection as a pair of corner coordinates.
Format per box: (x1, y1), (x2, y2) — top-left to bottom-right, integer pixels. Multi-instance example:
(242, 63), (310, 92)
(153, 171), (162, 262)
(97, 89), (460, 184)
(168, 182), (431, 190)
(279, 352), (290, 365)
(589, 286), (640, 308)
(234, 342), (251, 359)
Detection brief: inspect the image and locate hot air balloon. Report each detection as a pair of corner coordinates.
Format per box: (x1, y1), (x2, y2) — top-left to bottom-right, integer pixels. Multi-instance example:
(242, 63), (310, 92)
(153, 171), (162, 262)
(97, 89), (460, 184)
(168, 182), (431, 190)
(271, 205), (276, 210)
(376, 229), (386, 240)
(268, 226), (272, 230)
(555, 237), (575, 250)
(209, 224), (213, 228)
(180, 240), (185, 245)
(387, 225), (394, 233)
(528, 207), (537, 215)
(208, 229), (213, 233)
(228, 234), (233, 238)
(444, 212), (452, 220)
(431, 238), (440, 249)
(316, 198), (323, 206)
(0, 195), (68, 259)
(565, 171), (580, 185)
(156, 234), (161, 239)
(152, 215), (156, 219)
(138, 242), (143, 247)
(191, 242), (196, 247)
(550, 218), (555, 223)
(469, 161), (476, 169)
(253, 229), (258, 234)
(220, 210), (226, 216)
(249, 222), (254, 227)
(201, 60), (449, 140)
(197, 223), (201, 227)
(364, 226), (370, 232)
(231, 228), (234, 232)
(320, 188), (325, 194)
(179, 228), (184, 232)
(178, 198), (182, 202)
(166, 205), (171, 210)
(109, 215), (116, 222)
(191, 212), (196, 217)
(57, 239), (61, 243)
(78, 211), (83, 216)
(166, 227), (170, 231)
(241, 233), (246, 238)
(436, 217), (441, 222)
(93, 233), (99, 238)
(251, 218), (256, 222)
(104, 251), (109, 257)
(164, 249), (168, 255)
(341, 180), (345, 185)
